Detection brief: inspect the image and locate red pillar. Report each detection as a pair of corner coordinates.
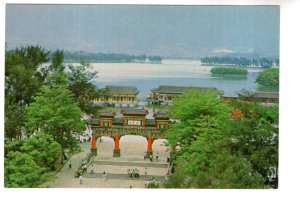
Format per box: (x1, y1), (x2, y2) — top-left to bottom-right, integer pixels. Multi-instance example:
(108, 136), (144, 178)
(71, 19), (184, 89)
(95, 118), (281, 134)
(147, 135), (152, 151)
(114, 133), (119, 150)
(92, 135), (97, 149)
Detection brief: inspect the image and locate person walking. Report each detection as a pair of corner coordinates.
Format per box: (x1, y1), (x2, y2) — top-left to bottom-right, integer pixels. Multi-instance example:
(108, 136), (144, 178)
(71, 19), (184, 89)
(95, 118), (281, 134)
(91, 165), (94, 174)
(144, 167), (147, 176)
(149, 154), (153, 162)
(102, 171), (106, 181)
(79, 175), (83, 185)
(69, 160), (72, 169)
(156, 152), (159, 162)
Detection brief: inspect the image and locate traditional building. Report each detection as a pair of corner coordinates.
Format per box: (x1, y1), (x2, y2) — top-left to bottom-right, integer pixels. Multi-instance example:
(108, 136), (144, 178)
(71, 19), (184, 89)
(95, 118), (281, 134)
(148, 85), (220, 103)
(222, 90), (279, 106)
(94, 86), (139, 104)
(237, 89), (279, 103)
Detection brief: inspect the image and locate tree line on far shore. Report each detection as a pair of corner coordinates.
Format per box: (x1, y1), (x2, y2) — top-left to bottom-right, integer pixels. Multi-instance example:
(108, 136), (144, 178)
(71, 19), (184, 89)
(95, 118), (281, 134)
(201, 56), (279, 68)
(210, 66), (279, 88)
(63, 51), (162, 63)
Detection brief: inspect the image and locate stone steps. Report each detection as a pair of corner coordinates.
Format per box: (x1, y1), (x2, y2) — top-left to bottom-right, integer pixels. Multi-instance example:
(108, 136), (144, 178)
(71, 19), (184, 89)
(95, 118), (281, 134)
(92, 160), (168, 168)
(84, 172), (166, 181)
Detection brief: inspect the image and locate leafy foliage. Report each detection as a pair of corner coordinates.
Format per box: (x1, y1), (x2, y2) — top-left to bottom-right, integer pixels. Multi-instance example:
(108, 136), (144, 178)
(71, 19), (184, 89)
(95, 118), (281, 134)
(5, 46), (50, 139)
(256, 68), (279, 87)
(211, 67), (248, 75)
(165, 90), (266, 188)
(66, 63), (101, 113)
(228, 100), (279, 180)
(50, 50), (65, 72)
(4, 133), (61, 188)
(63, 51), (162, 63)
(201, 56), (276, 68)
(25, 83), (85, 150)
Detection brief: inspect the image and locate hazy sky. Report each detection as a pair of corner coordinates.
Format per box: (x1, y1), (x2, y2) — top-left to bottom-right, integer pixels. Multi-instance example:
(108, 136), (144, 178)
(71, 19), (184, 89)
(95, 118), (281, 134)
(5, 5), (279, 57)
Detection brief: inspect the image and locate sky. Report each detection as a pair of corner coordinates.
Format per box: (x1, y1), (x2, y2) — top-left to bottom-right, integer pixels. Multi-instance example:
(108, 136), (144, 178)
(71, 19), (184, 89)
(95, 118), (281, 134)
(5, 4), (279, 58)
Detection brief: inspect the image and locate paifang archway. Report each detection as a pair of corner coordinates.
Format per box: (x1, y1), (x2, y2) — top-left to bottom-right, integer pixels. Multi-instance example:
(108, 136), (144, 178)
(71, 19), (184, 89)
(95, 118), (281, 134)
(90, 108), (170, 157)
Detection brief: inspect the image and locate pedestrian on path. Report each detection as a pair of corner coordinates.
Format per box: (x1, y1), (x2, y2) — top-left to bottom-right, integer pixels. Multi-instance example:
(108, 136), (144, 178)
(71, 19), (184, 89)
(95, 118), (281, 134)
(79, 175), (83, 184)
(102, 171), (106, 181)
(69, 160), (72, 169)
(91, 165), (94, 174)
(156, 152), (159, 162)
(149, 154), (153, 162)
(144, 167), (147, 176)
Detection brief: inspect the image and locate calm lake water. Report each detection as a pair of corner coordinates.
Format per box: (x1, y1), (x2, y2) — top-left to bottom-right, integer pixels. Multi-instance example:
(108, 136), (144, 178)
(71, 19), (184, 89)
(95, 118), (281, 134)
(90, 60), (262, 99)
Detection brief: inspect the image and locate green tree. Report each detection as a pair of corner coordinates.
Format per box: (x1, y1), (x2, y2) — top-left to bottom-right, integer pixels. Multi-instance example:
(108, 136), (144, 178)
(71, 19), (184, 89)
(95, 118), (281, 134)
(210, 67), (248, 75)
(25, 81), (85, 152)
(51, 49), (65, 72)
(4, 133), (61, 188)
(256, 68), (279, 87)
(5, 45), (50, 139)
(19, 133), (62, 169)
(5, 152), (50, 187)
(228, 100), (279, 183)
(165, 90), (265, 188)
(48, 50), (101, 114)
(66, 63), (101, 114)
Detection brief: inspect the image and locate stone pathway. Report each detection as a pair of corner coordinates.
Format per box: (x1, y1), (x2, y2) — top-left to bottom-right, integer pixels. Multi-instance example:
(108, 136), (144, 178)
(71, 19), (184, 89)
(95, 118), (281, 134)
(44, 135), (170, 188)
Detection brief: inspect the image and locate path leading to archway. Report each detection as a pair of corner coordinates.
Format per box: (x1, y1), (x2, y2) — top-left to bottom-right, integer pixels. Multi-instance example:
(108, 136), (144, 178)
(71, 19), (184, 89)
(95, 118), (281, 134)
(44, 135), (170, 188)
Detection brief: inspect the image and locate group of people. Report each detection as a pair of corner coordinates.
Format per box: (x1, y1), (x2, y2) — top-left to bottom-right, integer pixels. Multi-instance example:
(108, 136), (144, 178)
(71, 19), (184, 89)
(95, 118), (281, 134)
(144, 177), (157, 188)
(127, 168), (140, 178)
(144, 152), (159, 162)
(81, 159), (88, 173)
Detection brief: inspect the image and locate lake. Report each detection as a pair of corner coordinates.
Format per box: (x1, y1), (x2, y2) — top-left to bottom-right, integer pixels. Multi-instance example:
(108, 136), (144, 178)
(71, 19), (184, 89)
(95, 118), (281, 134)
(90, 60), (263, 99)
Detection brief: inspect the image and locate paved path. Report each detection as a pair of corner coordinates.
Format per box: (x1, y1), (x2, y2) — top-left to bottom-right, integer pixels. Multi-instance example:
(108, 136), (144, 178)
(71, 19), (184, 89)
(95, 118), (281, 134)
(42, 141), (91, 188)
(44, 135), (170, 188)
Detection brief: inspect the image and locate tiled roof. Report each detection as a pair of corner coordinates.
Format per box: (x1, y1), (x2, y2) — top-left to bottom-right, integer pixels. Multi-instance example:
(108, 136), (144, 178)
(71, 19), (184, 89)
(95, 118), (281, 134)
(104, 86), (139, 95)
(238, 90), (279, 99)
(122, 108), (147, 115)
(151, 85), (219, 94)
(254, 92), (279, 99)
(155, 110), (170, 119)
(98, 110), (116, 117)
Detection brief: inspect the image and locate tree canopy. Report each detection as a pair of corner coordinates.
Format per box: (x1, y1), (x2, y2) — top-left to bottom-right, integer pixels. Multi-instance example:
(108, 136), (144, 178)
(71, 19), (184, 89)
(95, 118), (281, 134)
(256, 68), (279, 88)
(5, 46), (100, 187)
(4, 133), (62, 187)
(228, 100), (279, 181)
(25, 82), (85, 150)
(165, 90), (266, 188)
(5, 45), (50, 140)
(211, 67), (248, 75)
